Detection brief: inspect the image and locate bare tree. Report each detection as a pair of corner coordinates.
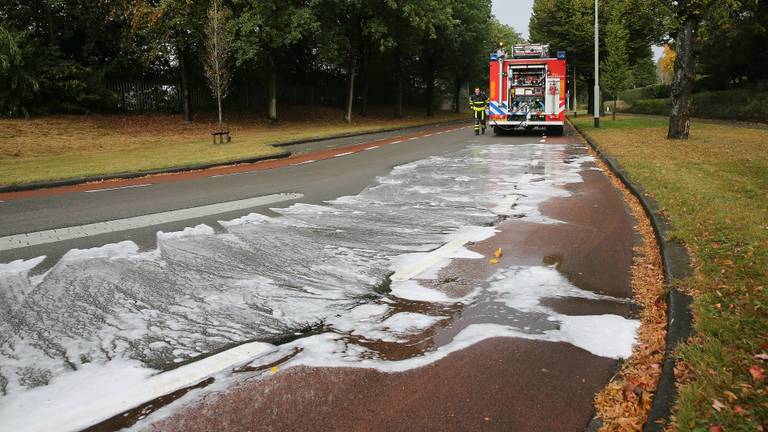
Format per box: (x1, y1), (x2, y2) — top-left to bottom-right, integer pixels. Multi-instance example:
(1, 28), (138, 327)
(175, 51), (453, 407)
(204, 0), (233, 131)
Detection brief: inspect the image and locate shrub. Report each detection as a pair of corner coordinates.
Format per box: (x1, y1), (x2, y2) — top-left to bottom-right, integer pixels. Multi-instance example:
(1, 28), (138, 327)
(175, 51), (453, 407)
(624, 89), (768, 123)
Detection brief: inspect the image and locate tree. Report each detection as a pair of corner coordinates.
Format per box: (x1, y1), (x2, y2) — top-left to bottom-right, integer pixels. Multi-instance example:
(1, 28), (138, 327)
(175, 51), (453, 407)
(0, 26), (39, 116)
(203, 0), (233, 130)
(444, 2), (500, 114)
(234, 0), (317, 121)
(130, 0), (208, 122)
(697, 0), (767, 89)
(657, 44), (675, 84)
(601, 7), (633, 120)
(530, 0), (665, 114)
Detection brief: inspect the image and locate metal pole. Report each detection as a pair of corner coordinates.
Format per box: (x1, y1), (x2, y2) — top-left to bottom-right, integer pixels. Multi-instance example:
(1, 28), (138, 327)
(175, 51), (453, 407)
(594, 0), (600, 128)
(573, 65), (577, 116)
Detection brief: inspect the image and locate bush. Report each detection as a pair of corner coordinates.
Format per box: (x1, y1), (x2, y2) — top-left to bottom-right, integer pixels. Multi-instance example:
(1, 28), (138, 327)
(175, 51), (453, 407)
(36, 60), (118, 114)
(624, 89), (768, 123)
(620, 84), (671, 102)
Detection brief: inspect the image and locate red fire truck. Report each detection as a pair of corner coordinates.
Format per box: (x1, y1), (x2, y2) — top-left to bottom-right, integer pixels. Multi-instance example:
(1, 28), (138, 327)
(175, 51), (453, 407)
(488, 44), (566, 135)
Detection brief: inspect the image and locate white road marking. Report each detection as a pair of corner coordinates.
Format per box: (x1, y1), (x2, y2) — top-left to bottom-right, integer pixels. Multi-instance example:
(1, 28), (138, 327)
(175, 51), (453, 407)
(210, 172), (243, 178)
(424, 134), (433, 137)
(5, 341), (274, 432)
(334, 151), (354, 157)
(539, 139), (546, 143)
(84, 184), (152, 193)
(0, 193), (303, 251)
(364, 146), (380, 151)
(390, 140), (402, 144)
(390, 238), (469, 281)
(407, 137), (418, 141)
(292, 160), (316, 166)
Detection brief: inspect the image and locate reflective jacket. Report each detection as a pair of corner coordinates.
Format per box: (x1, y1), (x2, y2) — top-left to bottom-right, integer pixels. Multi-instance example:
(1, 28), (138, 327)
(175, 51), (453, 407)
(469, 93), (489, 111)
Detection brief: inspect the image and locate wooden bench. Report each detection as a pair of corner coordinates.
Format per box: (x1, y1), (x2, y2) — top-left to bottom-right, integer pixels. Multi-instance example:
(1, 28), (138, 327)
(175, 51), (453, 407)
(212, 130), (231, 144)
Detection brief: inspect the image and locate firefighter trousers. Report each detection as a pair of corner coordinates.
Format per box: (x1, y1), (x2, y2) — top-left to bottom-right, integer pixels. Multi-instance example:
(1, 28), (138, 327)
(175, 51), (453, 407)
(473, 109), (486, 134)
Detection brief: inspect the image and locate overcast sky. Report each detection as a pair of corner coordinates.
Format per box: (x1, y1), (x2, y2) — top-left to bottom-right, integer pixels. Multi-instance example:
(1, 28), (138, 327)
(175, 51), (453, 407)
(492, 0), (535, 40)
(491, 0), (663, 61)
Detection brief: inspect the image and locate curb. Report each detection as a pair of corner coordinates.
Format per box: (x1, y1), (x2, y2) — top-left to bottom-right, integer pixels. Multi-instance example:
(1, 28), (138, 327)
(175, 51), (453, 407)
(0, 118), (469, 194)
(0, 151), (291, 194)
(569, 119), (694, 432)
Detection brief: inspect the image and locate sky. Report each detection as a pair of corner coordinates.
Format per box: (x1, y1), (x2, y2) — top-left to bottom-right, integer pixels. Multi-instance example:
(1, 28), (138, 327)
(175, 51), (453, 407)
(492, 0), (535, 40)
(491, 0), (664, 61)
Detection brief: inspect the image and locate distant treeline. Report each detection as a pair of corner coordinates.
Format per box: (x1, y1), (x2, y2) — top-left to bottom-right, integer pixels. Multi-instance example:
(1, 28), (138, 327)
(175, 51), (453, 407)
(0, 0), (522, 120)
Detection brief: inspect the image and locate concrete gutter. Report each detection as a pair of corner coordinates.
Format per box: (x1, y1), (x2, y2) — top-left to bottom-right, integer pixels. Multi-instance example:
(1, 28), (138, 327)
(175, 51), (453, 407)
(569, 119), (694, 432)
(0, 118), (469, 194)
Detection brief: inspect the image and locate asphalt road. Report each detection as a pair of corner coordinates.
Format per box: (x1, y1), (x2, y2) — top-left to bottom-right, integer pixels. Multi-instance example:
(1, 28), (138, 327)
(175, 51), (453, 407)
(0, 122), (636, 432)
(0, 123), (473, 267)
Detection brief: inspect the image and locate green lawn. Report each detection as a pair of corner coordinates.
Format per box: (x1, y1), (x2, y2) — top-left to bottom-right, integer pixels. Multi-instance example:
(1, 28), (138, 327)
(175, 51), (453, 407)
(0, 107), (465, 185)
(572, 115), (768, 430)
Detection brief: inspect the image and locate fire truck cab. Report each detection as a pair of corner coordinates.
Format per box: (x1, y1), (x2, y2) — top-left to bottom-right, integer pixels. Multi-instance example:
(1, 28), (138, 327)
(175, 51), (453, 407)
(488, 44), (566, 136)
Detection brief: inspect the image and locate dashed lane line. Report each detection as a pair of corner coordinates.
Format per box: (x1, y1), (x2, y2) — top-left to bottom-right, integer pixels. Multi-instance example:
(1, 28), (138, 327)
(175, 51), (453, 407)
(0, 193), (303, 252)
(333, 151), (355, 157)
(84, 184), (152, 193)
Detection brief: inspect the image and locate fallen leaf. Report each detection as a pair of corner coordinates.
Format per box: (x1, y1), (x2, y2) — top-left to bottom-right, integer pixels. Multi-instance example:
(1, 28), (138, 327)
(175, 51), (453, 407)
(749, 365), (765, 381)
(711, 399), (726, 412)
(755, 353), (768, 361)
(489, 258), (498, 265)
(270, 366), (279, 373)
(709, 426), (723, 432)
(734, 405), (747, 416)
(723, 390), (738, 402)
(493, 248), (503, 258)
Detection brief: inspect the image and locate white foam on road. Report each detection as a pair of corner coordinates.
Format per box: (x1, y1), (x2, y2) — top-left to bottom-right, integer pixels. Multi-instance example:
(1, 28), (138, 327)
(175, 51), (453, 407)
(0, 143), (632, 430)
(0, 342), (274, 432)
(0, 193), (303, 251)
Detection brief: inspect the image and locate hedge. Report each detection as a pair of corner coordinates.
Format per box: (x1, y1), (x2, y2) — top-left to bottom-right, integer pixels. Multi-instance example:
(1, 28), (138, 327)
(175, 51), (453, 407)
(624, 89), (768, 123)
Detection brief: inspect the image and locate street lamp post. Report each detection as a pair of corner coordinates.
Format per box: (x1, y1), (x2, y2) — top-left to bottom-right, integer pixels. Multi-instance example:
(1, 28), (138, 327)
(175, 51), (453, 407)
(594, 0), (600, 128)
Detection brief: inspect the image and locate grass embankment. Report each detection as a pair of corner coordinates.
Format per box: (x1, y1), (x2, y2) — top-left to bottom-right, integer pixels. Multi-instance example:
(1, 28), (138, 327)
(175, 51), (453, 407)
(622, 89), (768, 124)
(0, 106), (465, 186)
(571, 115), (768, 430)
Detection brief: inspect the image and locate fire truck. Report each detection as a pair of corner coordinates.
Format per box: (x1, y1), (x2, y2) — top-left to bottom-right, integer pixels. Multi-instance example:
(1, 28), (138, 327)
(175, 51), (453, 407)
(488, 44), (566, 135)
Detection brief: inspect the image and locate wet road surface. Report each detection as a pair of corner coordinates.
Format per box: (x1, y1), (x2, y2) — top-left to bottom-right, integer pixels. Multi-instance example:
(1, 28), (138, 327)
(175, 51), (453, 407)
(0, 125), (637, 432)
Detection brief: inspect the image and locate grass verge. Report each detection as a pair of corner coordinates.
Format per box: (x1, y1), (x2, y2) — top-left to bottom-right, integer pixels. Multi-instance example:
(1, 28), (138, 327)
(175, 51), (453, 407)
(571, 114), (768, 431)
(0, 106), (465, 186)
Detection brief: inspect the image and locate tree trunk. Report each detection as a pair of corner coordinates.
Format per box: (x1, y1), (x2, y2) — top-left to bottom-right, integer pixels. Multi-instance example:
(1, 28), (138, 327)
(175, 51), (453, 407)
(344, 61), (357, 123)
(394, 47), (403, 118)
(453, 77), (462, 113)
(424, 54), (436, 117)
(668, 15), (697, 139)
(179, 49), (192, 122)
(217, 92), (223, 129)
(267, 54), (277, 121)
(359, 45), (370, 116)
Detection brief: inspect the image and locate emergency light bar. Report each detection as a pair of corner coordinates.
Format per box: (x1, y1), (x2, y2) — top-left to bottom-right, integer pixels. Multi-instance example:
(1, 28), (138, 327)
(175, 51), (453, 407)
(512, 44), (550, 59)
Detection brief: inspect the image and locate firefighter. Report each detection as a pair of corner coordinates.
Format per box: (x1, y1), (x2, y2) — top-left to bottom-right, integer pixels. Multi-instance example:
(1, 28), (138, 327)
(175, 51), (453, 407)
(469, 87), (489, 135)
